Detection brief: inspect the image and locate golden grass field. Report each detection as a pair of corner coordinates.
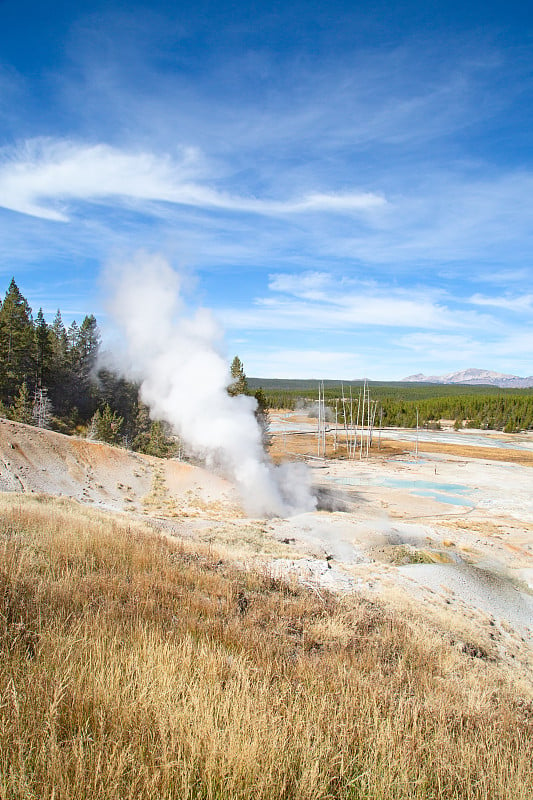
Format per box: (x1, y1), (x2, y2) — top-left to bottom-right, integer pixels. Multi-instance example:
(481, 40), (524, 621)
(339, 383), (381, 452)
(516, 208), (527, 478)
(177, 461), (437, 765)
(1, 493), (532, 799)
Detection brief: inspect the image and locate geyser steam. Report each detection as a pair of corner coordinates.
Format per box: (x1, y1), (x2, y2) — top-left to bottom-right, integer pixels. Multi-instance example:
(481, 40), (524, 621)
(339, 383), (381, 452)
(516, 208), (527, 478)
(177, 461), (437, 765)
(106, 254), (316, 517)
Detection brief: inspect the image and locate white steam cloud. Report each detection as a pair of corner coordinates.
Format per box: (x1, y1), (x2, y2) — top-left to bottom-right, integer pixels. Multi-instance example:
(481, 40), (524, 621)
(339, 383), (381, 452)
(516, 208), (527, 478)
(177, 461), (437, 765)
(105, 253), (316, 518)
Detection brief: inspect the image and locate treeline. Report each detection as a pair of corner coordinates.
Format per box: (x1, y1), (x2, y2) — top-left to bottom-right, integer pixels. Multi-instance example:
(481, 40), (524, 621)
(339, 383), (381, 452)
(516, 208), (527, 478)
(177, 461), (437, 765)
(0, 278), (177, 455)
(256, 384), (533, 433)
(380, 395), (533, 433)
(247, 377), (532, 401)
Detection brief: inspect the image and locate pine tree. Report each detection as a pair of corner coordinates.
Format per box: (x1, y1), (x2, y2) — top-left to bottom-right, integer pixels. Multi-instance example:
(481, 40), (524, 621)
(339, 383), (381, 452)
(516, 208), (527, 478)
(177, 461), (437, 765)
(228, 356), (271, 450)
(96, 370), (139, 444)
(89, 404), (124, 444)
(130, 402), (178, 458)
(228, 356), (248, 396)
(0, 279), (36, 403)
(48, 310), (69, 413)
(68, 315), (100, 417)
(132, 401), (152, 452)
(254, 388), (271, 448)
(144, 420), (178, 458)
(67, 320), (79, 352)
(11, 382), (33, 424)
(76, 315), (100, 381)
(51, 310), (68, 358)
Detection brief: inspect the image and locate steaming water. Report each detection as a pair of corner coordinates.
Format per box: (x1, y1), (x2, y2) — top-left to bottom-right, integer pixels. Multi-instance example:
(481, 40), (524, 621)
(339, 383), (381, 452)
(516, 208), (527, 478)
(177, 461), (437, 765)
(105, 254), (316, 518)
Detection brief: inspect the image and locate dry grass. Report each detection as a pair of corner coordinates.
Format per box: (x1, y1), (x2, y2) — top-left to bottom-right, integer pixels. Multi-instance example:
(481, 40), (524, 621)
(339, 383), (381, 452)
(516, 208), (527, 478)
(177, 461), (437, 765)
(368, 544), (454, 565)
(193, 521), (301, 559)
(1, 493), (532, 799)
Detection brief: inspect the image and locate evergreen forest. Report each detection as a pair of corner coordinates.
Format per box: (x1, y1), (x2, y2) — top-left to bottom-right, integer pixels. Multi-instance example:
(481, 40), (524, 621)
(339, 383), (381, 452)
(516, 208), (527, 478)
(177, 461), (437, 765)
(0, 279), (270, 452)
(248, 381), (533, 434)
(0, 278), (176, 454)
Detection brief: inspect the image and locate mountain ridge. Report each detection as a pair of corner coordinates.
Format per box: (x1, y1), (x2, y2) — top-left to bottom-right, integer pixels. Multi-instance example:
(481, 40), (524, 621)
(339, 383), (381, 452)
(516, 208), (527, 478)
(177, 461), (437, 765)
(402, 368), (533, 388)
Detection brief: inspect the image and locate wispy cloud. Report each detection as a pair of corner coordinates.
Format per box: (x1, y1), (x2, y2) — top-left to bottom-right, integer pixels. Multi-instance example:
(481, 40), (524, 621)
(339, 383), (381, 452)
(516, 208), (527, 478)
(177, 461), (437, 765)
(0, 138), (384, 222)
(397, 332), (483, 366)
(220, 270), (533, 378)
(220, 272), (494, 333)
(268, 272), (335, 299)
(469, 293), (533, 313)
(330, 171), (533, 271)
(59, 13), (509, 165)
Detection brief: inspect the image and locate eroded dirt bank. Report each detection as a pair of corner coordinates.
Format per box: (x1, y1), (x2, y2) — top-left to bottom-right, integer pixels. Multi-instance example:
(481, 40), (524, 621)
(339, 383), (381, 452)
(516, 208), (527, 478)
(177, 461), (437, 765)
(0, 418), (239, 519)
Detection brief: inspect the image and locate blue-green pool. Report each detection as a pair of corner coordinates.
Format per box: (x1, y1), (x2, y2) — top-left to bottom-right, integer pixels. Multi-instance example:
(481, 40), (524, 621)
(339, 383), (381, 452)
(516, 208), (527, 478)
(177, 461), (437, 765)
(329, 476), (476, 507)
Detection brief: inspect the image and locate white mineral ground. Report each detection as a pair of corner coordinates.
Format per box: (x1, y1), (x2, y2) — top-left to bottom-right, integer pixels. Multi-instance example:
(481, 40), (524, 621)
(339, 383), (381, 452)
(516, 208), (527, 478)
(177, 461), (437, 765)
(1, 414), (532, 679)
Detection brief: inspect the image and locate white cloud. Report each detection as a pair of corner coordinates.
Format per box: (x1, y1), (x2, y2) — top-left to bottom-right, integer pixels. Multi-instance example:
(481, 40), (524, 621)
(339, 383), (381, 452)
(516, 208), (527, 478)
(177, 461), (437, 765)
(268, 271), (332, 297)
(267, 192), (385, 213)
(230, 273), (532, 378)
(399, 332), (478, 349)
(469, 293), (533, 312)
(266, 272), (494, 330)
(1, 13), (532, 382)
(489, 330), (533, 359)
(326, 171), (533, 271)
(0, 138), (385, 222)
(220, 276), (493, 333)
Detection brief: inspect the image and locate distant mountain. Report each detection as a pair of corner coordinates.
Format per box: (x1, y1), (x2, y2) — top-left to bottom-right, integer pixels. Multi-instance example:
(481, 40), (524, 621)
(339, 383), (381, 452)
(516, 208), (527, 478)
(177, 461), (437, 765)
(402, 368), (533, 388)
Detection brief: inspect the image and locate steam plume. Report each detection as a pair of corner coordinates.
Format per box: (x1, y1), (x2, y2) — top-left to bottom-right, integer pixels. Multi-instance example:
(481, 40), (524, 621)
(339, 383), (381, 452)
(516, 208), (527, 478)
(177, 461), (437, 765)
(105, 253), (316, 517)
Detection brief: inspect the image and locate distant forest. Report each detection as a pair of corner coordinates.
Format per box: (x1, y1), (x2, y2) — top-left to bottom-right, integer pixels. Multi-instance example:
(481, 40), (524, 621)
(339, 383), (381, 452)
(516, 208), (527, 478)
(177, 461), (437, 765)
(247, 379), (533, 433)
(0, 278), (531, 442)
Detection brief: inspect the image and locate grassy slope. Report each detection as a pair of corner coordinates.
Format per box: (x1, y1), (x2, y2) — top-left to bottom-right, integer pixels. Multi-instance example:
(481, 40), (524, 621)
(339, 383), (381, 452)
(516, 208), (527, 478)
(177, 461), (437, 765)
(1, 494), (532, 800)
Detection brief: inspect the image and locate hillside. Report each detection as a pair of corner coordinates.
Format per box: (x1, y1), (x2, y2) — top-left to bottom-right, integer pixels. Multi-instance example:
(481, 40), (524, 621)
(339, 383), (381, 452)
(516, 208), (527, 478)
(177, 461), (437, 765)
(0, 417), (238, 520)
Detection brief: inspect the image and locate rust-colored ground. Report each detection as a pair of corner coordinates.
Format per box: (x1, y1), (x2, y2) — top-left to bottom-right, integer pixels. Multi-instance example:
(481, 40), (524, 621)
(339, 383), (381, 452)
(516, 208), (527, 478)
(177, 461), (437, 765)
(269, 433), (405, 462)
(395, 439), (533, 466)
(0, 417), (238, 517)
(269, 430), (533, 466)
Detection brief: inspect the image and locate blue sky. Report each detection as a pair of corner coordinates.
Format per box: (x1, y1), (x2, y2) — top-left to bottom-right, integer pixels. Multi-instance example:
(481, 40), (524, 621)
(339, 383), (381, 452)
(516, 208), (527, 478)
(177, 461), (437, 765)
(0, 0), (532, 379)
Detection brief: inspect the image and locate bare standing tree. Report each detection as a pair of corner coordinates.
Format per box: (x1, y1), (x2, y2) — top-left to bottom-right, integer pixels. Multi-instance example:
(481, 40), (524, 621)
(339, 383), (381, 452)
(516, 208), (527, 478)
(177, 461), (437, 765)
(32, 387), (53, 429)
